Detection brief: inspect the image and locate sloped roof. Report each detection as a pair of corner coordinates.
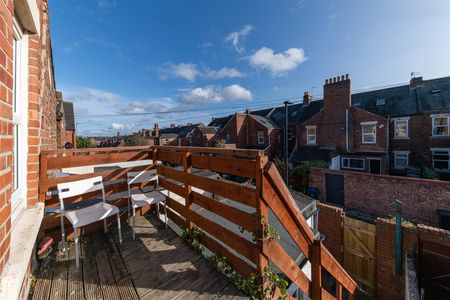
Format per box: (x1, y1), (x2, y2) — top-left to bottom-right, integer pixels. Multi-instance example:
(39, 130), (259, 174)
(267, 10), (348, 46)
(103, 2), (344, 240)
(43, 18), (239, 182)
(197, 126), (218, 134)
(351, 76), (450, 117)
(208, 115), (232, 128)
(269, 101), (324, 127)
(249, 107), (275, 117)
(249, 114), (279, 129)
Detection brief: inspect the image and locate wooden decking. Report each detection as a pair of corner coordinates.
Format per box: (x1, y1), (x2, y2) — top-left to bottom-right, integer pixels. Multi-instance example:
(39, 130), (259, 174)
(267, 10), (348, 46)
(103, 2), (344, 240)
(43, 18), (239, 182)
(31, 215), (248, 300)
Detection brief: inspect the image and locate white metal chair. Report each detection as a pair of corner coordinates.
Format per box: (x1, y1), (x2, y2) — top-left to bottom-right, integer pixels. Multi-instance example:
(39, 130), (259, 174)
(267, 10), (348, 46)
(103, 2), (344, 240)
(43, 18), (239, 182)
(127, 170), (167, 239)
(57, 176), (122, 267)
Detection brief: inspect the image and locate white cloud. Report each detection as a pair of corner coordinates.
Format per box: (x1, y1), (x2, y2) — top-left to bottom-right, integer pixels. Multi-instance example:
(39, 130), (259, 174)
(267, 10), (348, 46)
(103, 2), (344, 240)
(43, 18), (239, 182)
(199, 42), (213, 48)
(160, 63), (245, 81)
(119, 98), (176, 115)
(180, 84), (252, 104)
(159, 62), (199, 81)
(111, 123), (134, 130)
(204, 67), (245, 79)
(98, 0), (117, 9)
(248, 47), (307, 76)
(226, 25), (253, 53)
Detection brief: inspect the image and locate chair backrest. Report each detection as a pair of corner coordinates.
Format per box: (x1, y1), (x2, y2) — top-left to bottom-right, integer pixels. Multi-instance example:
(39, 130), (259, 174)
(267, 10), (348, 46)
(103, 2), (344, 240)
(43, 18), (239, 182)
(127, 170), (158, 186)
(57, 176), (105, 211)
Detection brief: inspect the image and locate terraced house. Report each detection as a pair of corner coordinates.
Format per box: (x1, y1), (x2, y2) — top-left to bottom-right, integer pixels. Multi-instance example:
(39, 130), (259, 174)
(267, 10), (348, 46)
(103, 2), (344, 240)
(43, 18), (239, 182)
(294, 75), (450, 176)
(0, 0), (64, 298)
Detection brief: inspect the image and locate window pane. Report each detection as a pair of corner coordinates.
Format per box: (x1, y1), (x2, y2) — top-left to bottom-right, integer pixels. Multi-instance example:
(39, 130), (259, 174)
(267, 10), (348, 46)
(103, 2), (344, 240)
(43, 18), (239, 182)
(349, 159), (364, 169)
(395, 120), (408, 137)
(434, 117), (448, 126)
(434, 160), (449, 169)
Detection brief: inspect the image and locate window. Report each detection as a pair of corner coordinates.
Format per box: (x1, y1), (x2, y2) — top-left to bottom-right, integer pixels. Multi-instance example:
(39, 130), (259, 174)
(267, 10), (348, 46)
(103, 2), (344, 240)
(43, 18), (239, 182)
(432, 149), (450, 171)
(257, 131), (264, 144)
(306, 126), (316, 145)
(394, 151), (409, 169)
(341, 158), (365, 170)
(432, 114), (449, 137)
(394, 118), (409, 138)
(361, 122), (377, 144)
(225, 134), (231, 144)
(287, 128), (293, 140)
(11, 20), (28, 224)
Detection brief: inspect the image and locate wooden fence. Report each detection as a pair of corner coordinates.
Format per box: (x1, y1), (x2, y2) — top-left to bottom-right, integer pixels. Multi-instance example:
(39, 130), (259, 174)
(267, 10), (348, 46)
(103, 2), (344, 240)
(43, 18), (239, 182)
(39, 146), (356, 299)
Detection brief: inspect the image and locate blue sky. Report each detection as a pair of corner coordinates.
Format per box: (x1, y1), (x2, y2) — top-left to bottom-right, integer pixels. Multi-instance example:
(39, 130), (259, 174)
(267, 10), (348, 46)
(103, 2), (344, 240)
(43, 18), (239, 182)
(49, 0), (450, 136)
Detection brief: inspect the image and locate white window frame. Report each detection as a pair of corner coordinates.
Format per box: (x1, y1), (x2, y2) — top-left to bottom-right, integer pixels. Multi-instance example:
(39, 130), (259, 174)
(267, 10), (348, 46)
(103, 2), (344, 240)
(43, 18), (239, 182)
(10, 20), (29, 224)
(431, 148), (450, 171)
(287, 128), (293, 141)
(393, 118), (409, 139)
(432, 114), (450, 137)
(341, 157), (365, 170)
(361, 121), (377, 144)
(394, 151), (409, 169)
(306, 126), (316, 145)
(257, 131), (264, 144)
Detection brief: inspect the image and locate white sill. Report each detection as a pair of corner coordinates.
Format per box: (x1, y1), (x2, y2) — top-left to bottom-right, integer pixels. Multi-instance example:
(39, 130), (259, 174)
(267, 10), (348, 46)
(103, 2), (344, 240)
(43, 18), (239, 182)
(362, 142), (376, 144)
(431, 135), (450, 139)
(393, 137), (409, 140)
(0, 203), (44, 300)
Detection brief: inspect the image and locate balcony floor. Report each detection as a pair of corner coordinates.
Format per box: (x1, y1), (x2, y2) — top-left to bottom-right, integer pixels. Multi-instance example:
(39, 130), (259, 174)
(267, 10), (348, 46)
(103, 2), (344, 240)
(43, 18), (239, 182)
(31, 215), (248, 300)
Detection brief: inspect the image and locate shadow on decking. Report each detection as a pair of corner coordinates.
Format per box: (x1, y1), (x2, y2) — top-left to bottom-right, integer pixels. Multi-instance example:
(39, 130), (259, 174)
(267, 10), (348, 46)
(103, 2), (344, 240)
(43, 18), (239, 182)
(31, 214), (248, 300)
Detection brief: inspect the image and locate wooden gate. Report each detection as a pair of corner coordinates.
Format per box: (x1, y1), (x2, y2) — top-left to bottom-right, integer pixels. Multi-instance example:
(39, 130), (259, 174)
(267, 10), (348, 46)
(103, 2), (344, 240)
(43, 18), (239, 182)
(343, 216), (376, 296)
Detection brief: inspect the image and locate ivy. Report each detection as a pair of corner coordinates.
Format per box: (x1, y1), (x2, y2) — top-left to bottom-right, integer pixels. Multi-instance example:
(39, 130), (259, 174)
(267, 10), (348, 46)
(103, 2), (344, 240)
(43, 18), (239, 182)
(239, 214), (280, 242)
(181, 226), (205, 254)
(208, 253), (288, 300)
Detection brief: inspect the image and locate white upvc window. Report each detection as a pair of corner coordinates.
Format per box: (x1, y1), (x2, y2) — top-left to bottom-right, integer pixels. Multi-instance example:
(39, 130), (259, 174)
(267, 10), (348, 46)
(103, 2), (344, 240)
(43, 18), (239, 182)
(361, 121), (377, 144)
(287, 128), (293, 140)
(394, 118), (409, 138)
(11, 20), (29, 224)
(257, 131), (264, 144)
(225, 133), (231, 144)
(341, 157), (365, 170)
(306, 126), (316, 145)
(432, 114), (449, 137)
(432, 149), (450, 171)
(394, 151), (409, 169)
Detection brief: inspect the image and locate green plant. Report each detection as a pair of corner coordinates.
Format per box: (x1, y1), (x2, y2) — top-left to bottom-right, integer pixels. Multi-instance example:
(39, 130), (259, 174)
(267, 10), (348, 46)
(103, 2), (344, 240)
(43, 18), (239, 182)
(261, 267), (288, 300)
(291, 160), (328, 179)
(181, 226), (205, 254)
(423, 168), (439, 179)
(239, 214), (280, 242)
(127, 134), (149, 146)
(76, 136), (92, 148)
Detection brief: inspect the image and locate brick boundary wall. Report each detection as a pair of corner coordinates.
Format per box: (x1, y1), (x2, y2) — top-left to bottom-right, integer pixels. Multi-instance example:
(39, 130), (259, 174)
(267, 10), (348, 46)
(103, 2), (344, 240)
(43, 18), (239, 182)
(309, 168), (450, 226)
(376, 218), (450, 299)
(317, 202), (344, 264)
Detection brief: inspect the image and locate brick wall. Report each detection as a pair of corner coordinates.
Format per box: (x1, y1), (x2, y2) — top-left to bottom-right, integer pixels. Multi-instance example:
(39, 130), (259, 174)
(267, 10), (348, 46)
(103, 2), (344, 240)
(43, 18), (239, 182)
(376, 218), (450, 299)
(0, 0), (15, 276)
(310, 168), (450, 226)
(317, 202), (344, 263)
(0, 0), (58, 275)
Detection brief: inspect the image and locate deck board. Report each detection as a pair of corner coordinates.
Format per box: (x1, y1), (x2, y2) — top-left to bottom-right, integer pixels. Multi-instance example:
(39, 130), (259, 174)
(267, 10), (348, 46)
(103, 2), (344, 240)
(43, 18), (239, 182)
(32, 215), (247, 300)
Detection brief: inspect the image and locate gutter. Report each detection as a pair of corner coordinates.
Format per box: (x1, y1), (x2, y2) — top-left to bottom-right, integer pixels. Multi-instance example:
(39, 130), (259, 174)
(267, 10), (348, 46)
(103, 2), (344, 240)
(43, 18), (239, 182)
(345, 109), (349, 152)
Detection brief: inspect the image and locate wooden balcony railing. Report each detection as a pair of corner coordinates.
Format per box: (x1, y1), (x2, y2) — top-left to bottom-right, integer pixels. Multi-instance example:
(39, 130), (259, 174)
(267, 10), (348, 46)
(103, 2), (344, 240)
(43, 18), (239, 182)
(38, 146), (357, 299)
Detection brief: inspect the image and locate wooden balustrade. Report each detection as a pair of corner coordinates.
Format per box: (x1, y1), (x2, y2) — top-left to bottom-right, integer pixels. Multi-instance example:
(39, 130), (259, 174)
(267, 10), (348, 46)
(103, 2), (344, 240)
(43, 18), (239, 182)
(38, 146), (357, 299)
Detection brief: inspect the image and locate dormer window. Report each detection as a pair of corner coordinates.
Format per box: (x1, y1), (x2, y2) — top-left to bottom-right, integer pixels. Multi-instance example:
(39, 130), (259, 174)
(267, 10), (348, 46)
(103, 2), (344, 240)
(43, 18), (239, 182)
(394, 118), (409, 138)
(361, 121), (377, 144)
(376, 98), (385, 106)
(432, 114), (449, 137)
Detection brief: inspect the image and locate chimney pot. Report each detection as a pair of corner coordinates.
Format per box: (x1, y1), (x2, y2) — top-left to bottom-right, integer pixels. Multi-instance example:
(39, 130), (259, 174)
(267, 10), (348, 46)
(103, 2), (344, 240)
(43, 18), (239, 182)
(325, 79), (328, 84)
(303, 91), (312, 105)
(345, 74), (349, 80)
(333, 77), (337, 83)
(341, 75), (345, 81)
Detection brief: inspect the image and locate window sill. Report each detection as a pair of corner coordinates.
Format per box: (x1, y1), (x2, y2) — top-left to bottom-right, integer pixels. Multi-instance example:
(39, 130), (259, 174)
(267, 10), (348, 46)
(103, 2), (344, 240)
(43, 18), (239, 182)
(431, 135), (450, 139)
(0, 203), (44, 300)
(362, 142), (376, 145)
(393, 137), (409, 140)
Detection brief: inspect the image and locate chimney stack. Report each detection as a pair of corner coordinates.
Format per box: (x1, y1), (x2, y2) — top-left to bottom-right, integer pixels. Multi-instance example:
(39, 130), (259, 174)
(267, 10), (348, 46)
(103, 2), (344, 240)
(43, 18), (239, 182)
(187, 123), (192, 126)
(303, 91), (312, 105)
(323, 74), (351, 112)
(245, 108), (251, 114)
(410, 76), (423, 88)
(170, 123), (176, 128)
(154, 123), (159, 137)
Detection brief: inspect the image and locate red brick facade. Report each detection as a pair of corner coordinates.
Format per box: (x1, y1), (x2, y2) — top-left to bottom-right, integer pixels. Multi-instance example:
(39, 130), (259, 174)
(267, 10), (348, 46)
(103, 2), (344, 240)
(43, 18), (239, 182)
(0, 0), (59, 275)
(219, 113), (281, 157)
(317, 202), (344, 263)
(190, 127), (216, 147)
(310, 168), (450, 226)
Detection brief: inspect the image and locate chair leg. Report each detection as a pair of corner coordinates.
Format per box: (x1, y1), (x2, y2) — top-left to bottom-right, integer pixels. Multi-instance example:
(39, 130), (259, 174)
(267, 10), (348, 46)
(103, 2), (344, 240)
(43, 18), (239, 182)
(60, 214), (66, 252)
(156, 202), (160, 217)
(164, 201), (168, 228)
(132, 206), (136, 240)
(74, 227), (80, 268)
(117, 213), (122, 244)
(104, 219), (107, 233)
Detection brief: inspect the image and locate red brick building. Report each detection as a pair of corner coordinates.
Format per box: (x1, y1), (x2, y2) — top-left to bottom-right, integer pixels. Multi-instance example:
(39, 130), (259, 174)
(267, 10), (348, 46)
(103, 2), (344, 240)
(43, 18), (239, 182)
(189, 125), (218, 147)
(294, 75), (450, 176)
(0, 0), (62, 298)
